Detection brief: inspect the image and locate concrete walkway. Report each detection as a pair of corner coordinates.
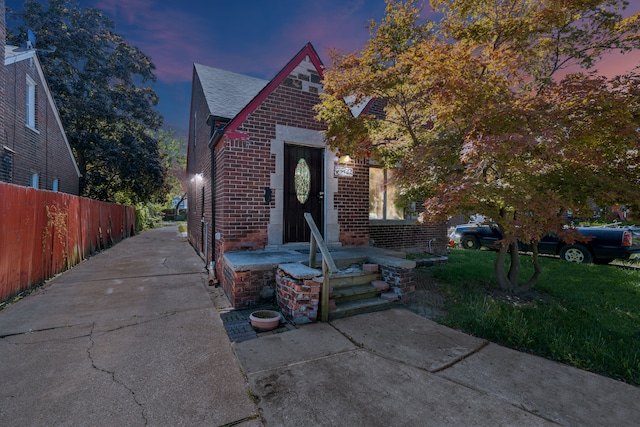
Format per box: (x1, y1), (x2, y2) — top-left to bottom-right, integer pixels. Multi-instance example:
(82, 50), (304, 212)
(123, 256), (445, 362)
(1, 225), (638, 426)
(236, 309), (640, 426)
(0, 226), (260, 426)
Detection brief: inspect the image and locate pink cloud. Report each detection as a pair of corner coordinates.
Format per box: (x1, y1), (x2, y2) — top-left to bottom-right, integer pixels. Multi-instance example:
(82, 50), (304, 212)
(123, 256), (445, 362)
(597, 50), (640, 77)
(566, 4), (640, 77)
(90, 0), (208, 82)
(266, 2), (385, 64)
(624, 2), (640, 14)
(87, 0), (374, 83)
(180, 1), (385, 82)
(85, 0), (640, 85)
(92, 0), (156, 24)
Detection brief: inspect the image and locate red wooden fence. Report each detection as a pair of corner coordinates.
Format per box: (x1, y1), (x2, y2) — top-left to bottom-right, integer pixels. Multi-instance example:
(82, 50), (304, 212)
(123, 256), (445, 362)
(0, 182), (135, 302)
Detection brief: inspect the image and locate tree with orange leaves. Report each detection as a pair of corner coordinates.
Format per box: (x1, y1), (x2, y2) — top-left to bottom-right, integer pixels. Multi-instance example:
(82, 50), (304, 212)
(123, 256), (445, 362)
(317, 0), (640, 293)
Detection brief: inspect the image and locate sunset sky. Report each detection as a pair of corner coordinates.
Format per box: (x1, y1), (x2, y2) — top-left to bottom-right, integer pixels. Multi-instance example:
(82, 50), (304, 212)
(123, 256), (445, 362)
(6, 0), (640, 135)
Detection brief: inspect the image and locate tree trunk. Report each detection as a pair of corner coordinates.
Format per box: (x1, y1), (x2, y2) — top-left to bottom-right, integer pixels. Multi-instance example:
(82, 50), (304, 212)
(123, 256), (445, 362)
(507, 241), (520, 284)
(494, 239), (542, 294)
(494, 244), (512, 290)
(76, 151), (87, 196)
(175, 192), (187, 209)
(493, 209), (543, 293)
(519, 241), (542, 292)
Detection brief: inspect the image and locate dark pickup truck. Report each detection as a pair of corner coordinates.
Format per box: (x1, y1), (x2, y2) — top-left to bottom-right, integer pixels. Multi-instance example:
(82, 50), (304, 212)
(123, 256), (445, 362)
(453, 223), (640, 264)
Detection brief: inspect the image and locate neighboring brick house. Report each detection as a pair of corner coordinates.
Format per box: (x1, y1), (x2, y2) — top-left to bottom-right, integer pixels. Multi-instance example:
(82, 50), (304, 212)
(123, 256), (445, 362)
(187, 43), (447, 308)
(1, 9), (81, 194)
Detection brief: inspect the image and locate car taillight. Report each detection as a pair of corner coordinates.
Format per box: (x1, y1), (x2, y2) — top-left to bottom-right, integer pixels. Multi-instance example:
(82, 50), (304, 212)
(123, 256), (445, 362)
(622, 231), (632, 247)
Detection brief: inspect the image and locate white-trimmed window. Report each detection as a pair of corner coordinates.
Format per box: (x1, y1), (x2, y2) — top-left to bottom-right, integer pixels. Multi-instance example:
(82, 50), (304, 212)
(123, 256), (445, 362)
(1, 146), (14, 183)
(30, 172), (39, 189)
(52, 178), (59, 192)
(26, 75), (36, 129)
(369, 167), (405, 220)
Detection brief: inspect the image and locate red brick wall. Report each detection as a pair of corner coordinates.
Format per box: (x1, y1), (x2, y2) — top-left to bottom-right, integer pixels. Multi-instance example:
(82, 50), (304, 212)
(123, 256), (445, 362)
(214, 137), (272, 253)
(3, 56), (79, 194)
(336, 159), (370, 246)
(275, 268), (320, 323)
(215, 83), (326, 255)
(380, 264), (416, 303)
(209, 78), (332, 303)
(189, 62), (445, 308)
(187, 68), (332, 268)
(186, 69), (213, 264)
(365, 97), (387, 118)
(222, 262), (275, 309)
(370, 222), (448, 255)
(239, 84), (326, 140)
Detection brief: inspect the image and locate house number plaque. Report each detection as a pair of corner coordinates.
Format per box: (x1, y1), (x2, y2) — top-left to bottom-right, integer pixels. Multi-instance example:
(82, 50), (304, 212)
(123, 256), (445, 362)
(334, 165), (353, 177)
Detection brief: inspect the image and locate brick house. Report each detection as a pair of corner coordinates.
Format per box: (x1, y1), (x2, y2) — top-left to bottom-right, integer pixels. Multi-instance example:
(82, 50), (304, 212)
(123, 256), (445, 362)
(187, 43), (447, 309)
(1, 5), (81, 194)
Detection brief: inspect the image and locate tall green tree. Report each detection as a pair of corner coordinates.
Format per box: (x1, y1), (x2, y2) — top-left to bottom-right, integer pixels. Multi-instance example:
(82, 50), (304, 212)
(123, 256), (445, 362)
(7, 0), (167, 203)
(317, 0), (640, 293)
(157, 129), (187, 209)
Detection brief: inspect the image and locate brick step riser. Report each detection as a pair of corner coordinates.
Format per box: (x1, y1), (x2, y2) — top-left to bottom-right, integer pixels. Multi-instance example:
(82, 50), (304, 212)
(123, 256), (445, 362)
(327, 273), (382, 288)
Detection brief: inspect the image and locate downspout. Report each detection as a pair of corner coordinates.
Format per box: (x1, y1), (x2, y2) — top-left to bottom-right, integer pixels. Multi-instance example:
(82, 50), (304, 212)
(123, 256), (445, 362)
(207, 123), (225, 286)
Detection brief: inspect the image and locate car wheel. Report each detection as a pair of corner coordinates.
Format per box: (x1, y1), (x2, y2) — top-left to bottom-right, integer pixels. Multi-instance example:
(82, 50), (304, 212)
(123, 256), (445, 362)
(461, 235), (480, 250)
(559, 244), (593, 263)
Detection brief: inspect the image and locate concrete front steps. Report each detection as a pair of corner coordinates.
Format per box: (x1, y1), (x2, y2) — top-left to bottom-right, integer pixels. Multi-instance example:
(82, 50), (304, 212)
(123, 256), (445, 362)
(326, 270), (398, 320)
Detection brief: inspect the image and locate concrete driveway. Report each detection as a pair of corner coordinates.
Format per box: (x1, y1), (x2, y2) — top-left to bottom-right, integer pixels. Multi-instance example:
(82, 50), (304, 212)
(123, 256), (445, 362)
(0, 226), (260, 427)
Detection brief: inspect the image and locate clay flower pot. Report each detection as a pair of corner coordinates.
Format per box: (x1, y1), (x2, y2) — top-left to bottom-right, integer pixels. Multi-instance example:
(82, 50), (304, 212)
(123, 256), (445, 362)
(249, 310), (281, 331)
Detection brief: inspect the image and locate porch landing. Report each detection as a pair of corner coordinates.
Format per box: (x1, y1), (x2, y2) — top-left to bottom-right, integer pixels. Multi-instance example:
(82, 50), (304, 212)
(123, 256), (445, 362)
(220, 246), (441, 323)
(223, 245), (417, 272)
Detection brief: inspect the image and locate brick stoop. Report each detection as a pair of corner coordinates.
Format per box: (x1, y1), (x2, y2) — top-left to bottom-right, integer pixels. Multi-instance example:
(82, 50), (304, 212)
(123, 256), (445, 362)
(275, 259), (414, 323)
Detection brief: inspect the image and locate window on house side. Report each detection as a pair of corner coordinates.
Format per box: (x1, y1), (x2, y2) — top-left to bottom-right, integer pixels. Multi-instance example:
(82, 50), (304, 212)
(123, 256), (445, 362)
(369, 167), (404, 220)
(30, 172), (39, 189)
(1, 151), (13, 183)
(26, 76), (36, 129)
(52, 178), (59, 192)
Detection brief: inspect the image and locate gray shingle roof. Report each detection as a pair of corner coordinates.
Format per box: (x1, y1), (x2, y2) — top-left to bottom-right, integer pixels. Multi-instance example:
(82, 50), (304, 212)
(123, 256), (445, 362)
(194, 63), (269, 121)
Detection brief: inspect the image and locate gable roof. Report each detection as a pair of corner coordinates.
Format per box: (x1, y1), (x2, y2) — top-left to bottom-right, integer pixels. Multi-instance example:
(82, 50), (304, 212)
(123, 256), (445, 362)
(199, 42), (325, 147)
(4, 45), (82, 178)
(194, 63), (269, 121)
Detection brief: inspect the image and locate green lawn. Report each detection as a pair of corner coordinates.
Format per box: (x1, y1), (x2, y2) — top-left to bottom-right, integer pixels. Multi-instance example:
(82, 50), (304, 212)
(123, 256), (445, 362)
(425, 249), (640, 385)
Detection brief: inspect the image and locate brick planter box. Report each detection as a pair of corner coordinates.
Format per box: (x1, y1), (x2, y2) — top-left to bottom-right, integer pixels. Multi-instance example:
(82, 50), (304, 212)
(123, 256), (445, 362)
(364, 254), (417, 303)
(221, 261), (275, 309)
(275, 263), (322, 324)
(379, 264), (416, 303)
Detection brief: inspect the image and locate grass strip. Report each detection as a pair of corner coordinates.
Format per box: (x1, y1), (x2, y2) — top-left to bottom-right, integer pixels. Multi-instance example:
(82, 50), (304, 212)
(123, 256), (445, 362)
(426, 249), (640, 385)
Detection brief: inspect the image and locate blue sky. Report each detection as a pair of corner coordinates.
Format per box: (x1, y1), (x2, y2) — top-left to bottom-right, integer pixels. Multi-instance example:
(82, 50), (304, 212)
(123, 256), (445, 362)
(7, 0), (395, 134)
(6, 0), (640, 136)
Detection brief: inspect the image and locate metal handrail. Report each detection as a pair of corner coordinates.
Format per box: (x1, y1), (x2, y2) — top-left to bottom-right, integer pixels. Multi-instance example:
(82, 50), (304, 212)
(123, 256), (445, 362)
(304, 213), (338, 321)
